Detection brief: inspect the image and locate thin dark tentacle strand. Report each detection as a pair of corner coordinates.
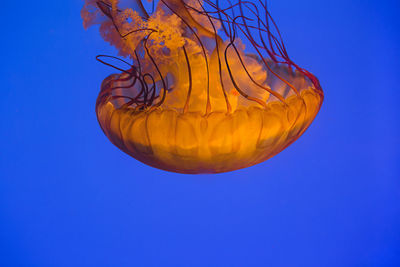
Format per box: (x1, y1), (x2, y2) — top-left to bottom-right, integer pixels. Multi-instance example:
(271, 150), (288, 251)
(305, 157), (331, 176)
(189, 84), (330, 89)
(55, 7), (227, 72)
(93, 0), (321, 113)
(160, 0), (212, 115)
(182, 46), (193, 113)
(199, 0), (232, 113)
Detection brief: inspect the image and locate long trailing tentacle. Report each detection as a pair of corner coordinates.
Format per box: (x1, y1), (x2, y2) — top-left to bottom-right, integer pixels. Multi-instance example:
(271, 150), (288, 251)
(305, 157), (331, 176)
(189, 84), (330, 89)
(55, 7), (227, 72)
(91, 0), (322, 112)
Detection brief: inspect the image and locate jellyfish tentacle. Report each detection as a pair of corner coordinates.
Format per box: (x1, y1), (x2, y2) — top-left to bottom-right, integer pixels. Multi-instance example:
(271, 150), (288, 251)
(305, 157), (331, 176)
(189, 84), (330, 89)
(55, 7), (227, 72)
(142, 33), (168, 108)
(96, 1), (127, 38)
(260, 1), (290, 60)
(96, 1), (121, 19)
(230, 41), (286, 104)
(199, 0), (232, 113)
(120, 28), (158, 38)
(96, 54), (160, 108)
(223, 16), (268, 107)
(143, 73), (158, 106)
(184, 2), (269, 35)
(215, 0), (230, 37)
(235, 0), (299, 96)
(182, 46), (193, 114)
(96, 55), (133, 73)
(134, 51), (142, 76)
(160, 0), (212, 115)
(225, 42), (266, 108)
(95, 56), (137, 102)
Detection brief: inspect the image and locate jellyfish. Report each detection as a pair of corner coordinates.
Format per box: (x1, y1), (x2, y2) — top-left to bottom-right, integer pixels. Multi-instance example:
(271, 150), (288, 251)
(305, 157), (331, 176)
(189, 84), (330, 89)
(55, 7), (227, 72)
(81, 0), (323, 174)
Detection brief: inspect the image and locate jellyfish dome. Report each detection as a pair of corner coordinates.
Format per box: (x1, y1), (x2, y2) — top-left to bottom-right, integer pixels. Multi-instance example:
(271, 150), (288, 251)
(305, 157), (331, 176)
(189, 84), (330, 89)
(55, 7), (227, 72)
(81, 0), (324, 174)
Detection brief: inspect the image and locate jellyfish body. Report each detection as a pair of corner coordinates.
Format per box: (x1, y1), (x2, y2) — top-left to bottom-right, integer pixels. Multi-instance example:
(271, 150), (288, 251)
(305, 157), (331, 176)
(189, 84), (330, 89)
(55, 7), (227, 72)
(82, 0), (323, 174)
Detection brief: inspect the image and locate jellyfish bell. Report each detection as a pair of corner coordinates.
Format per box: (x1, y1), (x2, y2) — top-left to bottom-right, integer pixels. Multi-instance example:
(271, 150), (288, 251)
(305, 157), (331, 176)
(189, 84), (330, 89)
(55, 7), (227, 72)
(82, 0), (324, 174)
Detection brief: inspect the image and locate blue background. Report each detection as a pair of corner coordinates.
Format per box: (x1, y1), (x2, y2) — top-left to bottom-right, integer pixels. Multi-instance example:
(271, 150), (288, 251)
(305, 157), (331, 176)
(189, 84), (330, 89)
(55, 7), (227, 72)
(1, 0), (399, 266)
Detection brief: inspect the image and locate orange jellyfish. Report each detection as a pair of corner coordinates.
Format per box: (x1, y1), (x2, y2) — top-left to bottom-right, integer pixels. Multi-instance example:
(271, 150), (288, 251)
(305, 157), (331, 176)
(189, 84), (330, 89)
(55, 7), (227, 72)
(81, 0), (323, 174)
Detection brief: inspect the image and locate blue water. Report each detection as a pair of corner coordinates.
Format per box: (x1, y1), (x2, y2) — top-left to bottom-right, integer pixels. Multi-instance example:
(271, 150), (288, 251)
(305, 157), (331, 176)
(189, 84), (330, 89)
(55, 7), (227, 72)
(1, 0), (399, 266)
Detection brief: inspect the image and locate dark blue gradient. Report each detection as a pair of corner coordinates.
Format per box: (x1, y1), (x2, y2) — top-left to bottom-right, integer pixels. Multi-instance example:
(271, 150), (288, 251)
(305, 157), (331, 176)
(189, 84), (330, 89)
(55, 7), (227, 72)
(0, 0), (399, 266)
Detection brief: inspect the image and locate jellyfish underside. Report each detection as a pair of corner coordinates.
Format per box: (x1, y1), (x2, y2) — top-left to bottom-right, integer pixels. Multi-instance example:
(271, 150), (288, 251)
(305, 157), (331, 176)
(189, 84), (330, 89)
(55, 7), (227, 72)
(82, 0), (323, 174)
